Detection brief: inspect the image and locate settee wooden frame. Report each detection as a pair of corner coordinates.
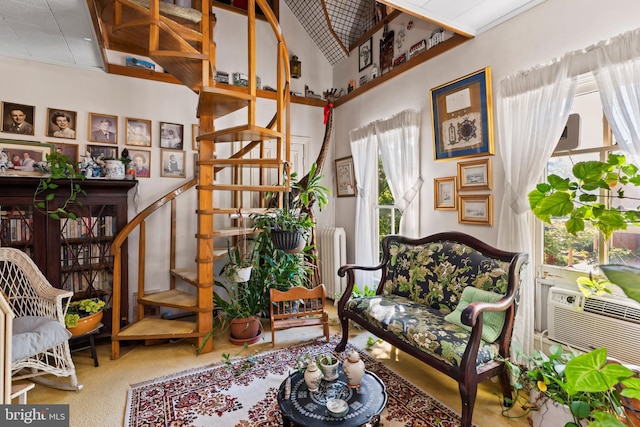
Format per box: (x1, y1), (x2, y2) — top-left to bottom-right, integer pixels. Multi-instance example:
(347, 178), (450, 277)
(335, 232), (528, 427)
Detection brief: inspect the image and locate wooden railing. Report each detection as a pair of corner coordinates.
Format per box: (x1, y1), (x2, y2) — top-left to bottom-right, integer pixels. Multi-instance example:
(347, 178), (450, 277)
(110, 179), (197, 334)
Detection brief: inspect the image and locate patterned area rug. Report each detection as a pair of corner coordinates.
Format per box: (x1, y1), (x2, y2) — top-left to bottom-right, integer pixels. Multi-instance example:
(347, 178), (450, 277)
(125, 337), (465, 426)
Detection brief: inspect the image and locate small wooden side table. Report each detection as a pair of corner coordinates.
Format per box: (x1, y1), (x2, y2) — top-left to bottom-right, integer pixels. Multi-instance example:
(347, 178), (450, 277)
(69, 323), (102, 367)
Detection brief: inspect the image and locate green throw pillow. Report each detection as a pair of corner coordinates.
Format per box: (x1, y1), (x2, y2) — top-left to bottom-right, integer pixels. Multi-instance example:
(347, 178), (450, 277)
(444, 287), (506, 343)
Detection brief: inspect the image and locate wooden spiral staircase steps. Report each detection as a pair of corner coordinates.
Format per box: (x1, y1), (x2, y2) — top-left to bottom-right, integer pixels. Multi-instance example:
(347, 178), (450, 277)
(108, 0), (290, 358)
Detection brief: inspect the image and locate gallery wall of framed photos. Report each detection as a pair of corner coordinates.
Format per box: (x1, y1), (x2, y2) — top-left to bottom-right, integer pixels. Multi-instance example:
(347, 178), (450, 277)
(0, 100), (198, 180)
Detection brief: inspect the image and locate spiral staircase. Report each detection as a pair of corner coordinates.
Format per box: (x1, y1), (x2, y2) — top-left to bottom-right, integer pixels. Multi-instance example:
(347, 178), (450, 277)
(97, 0), (291, 358)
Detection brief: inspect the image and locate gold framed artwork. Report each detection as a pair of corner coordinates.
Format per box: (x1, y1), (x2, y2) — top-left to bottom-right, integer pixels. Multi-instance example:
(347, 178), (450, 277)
(457, 158), (492, 191)
(126, 118), (152, 147)
(458, 194), (493, 226)
(1, 102), (35, 135)
(161, 149), (185, 178)
(434, 176), (456, 210)
(430, 67), (494, 161)
(335, 156), (356, 197)
(128, 149), (151, 178)
(88, 113), (118, 144)
(46, 108), (77, 139)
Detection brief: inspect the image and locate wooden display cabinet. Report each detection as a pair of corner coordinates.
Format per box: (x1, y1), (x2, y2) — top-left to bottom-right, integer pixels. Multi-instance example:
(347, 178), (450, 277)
(0, 176), (136, 333)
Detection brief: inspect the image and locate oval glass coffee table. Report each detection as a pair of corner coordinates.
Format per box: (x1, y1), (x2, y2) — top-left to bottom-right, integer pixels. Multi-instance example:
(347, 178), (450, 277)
(277, 369), (387, 427)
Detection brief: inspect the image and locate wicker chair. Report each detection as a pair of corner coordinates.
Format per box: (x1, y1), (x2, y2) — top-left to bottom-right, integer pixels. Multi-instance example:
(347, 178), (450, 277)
(0, 248), (81, 391)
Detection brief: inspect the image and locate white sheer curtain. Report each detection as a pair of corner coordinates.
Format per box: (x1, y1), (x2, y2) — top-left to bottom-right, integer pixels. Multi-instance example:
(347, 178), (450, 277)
(349, 123), (379, 287)
(376, 109), (422, 237)
(589, 28), (640, 164)
(496, 55), (578, 355)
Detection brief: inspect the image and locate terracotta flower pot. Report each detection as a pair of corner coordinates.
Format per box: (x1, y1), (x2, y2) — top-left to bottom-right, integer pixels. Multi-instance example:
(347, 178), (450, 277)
(228, 316), (261, 345)
(67, 311), (103, 336)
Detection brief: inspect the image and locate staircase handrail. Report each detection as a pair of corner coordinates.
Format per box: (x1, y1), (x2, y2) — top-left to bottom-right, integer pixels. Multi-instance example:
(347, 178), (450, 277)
(110, 178), (197, 338)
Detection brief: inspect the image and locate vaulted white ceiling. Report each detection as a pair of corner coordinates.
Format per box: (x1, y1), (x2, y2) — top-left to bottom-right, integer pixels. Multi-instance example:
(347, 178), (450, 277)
(0, 0), (546, 71)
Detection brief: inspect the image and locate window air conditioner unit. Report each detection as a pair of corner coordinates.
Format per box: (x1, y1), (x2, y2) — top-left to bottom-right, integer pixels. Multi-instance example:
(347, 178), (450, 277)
(547, 286), (640, 365)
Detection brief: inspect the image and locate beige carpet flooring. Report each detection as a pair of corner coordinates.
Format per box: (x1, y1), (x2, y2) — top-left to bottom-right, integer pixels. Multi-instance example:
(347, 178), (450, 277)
(21, 306), (529, 426)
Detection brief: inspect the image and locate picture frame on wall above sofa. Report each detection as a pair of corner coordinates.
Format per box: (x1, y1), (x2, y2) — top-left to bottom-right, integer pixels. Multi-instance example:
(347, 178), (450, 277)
(430, 67), (494, 161)
(192, 124), (199, 151)
(1, 102), (35, 136)
(88, 113), (118, 144)
(47, 108), (77, 140)
(458, 194), (493, 226)
(457, 157), (492, 191)
(434, 176), (456, 210)
(335, 156), (356, 197)
(125, 118), (152, 147)
(359, 37), (373, 72)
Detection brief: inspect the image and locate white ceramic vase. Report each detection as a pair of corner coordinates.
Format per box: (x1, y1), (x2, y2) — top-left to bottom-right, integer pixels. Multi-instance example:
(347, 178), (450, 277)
(304, 360), (323, 392)
(105, 160), (125, 180)
(342, 349), (365, 388)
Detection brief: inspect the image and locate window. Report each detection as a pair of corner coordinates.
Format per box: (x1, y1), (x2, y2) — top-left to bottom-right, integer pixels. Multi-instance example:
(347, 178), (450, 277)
(540, 90), (640, 272)
(375, 156), (401, 261)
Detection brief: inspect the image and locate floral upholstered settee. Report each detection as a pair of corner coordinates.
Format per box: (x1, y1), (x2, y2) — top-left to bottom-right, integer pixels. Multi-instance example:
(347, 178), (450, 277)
(336, 232), (528, 427)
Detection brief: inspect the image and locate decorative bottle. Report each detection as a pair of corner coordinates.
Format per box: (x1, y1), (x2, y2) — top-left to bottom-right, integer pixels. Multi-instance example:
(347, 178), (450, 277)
(304, 360), (323, 392)
(342, 349), (365, 388)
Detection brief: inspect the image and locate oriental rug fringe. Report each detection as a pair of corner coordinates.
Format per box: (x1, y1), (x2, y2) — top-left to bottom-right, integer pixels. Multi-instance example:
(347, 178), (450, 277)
(125, 336), (465, 426)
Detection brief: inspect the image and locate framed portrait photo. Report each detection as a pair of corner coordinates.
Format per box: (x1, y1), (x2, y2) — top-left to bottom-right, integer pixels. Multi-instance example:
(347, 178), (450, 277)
(2, 102), (35, 136)
(126, 118), (152, 147)
(358, 37), (373, 72)
(128, 149), (151, 178)
(160, 122), (184, 149)
(88, 113), (118, 144)
(161, 149), (185, 178)
(87, 144), (117, 160)
(434, 176), (456, 210)
(0, 139), (52, 172)
(47, 108), (77, 140)
(335, 156), (356, 197)
(458, 194), (493, 226)
(192, 124), (199, 151)
(50, 142), (79, 163)
(430, 67), (494, 161)
(457, 158), (492, 191)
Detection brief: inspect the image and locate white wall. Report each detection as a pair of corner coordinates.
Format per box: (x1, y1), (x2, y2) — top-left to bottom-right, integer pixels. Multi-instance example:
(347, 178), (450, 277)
(0, 2), (333, 319)
(331, 0), (640, 262)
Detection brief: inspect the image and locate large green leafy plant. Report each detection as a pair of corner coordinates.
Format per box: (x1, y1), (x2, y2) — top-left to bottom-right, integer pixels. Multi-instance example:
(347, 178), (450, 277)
(504, 343), (640, 426)
(528, 153), (640, 240)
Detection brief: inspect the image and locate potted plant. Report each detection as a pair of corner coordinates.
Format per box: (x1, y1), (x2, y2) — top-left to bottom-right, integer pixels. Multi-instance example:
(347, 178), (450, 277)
(528, 153), (640, 297)
(316, 353), (339, 381)
(210, 272), (267, 346)
(250, 162), (329, 252)
(33, 151), (86, 220)
(65, 297), (106, 336)
(221, 239), (253, 283)
(504, 343), (640, 426)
